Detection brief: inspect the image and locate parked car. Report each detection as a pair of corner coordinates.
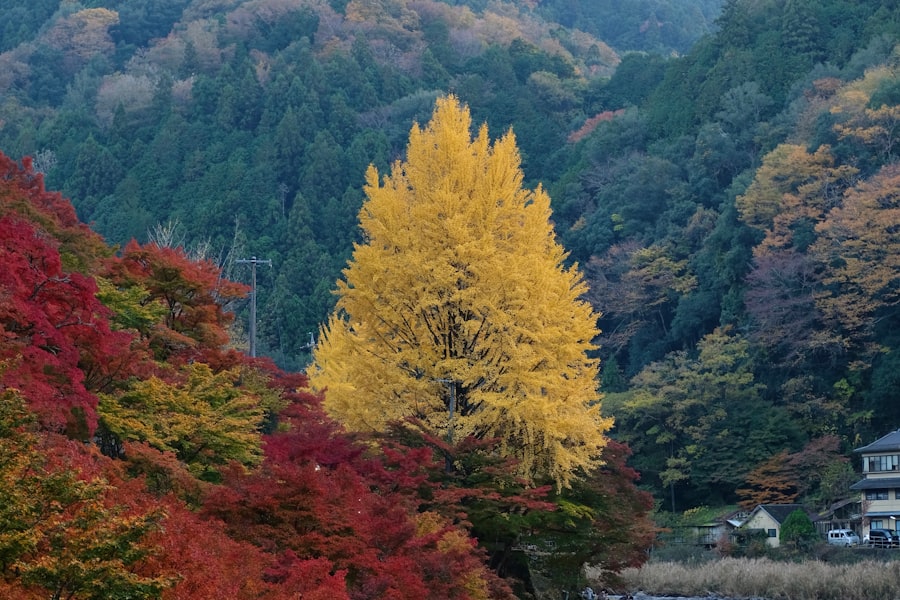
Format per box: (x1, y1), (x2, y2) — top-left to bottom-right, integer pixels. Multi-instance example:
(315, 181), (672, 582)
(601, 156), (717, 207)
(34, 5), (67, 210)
(866, 528), (899, 548)
(826, 528), (860, 546)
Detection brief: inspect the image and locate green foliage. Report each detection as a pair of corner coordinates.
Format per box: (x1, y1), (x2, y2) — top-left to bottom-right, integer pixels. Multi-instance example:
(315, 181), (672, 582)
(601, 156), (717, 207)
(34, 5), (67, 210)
(613, 328), (807, 507)
(779, 509), (818, 550)
(0, 0), (58, 51)
(537, 0), (723, 54)
(98, 363), (266, 480)
(0, 391), (171, 600)
(95, 277), (169, 335)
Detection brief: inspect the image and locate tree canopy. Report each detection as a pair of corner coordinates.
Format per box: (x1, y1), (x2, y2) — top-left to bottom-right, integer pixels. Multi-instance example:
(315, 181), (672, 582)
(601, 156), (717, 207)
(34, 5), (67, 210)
(309, 96), (611, 488)
(0, 149), (655, 598)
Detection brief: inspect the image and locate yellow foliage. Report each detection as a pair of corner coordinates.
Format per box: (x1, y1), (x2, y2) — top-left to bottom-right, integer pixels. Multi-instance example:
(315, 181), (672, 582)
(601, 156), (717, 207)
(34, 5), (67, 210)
(737, 144), (857, 253)
(45, 8), (119, 62)
(413, 513), (490, 600)
(812, 163), (900, 337)
(309, 95), (611, 488)
(98, 363), (266, 477)
(831, 66), (900, 158)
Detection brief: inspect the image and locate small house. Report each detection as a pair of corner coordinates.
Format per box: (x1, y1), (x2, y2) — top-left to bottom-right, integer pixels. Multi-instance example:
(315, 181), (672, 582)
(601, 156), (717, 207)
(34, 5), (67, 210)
(662, 507), (746, 548)
(741, 504), (807, 548)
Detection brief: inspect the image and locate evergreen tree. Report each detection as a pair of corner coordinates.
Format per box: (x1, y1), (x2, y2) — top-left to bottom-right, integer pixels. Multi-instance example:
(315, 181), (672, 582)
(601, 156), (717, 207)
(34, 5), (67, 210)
(309, 96), (611, 488)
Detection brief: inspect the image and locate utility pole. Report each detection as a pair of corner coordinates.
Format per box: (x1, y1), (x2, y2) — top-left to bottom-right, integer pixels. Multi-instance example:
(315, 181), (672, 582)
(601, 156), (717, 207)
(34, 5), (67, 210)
(236, 256), (272, 358)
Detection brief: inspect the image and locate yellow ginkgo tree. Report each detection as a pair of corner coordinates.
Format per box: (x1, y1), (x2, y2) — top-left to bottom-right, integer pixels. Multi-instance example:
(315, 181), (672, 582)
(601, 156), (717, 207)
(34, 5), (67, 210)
(308, 95), (612, 487)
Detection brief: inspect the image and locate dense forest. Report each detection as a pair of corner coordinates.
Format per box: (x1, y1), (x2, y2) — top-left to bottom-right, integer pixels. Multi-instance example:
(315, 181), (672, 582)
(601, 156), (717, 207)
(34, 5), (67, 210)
(4, 0), (900, 529)
(0, 150), (654, 598)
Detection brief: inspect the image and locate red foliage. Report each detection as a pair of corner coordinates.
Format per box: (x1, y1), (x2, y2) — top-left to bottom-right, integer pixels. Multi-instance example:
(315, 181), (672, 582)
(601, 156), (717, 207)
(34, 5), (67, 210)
(585, 439), (657, 572)
(22, 436), (278, 600)
(0, 149), (518, 599)
(0, 213), (132, 435)
(0, 153), (142, 435)
(204, 395), (505, 600)
(0, 153), (110, 271)
(140, 499), (285, 600)
(262, 552), (350, 600)
(103, 240), (248, 363)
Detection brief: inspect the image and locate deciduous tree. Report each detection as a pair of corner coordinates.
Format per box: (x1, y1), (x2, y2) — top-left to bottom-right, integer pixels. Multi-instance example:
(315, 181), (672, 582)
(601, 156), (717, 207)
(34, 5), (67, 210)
(612, 328), (800, 506)
(0, 390), (171, 600)
(0, 161), (134, 434)
(204, 396), (508, 600)
(98, 363), (266, 480)
(103, 241), (248, 362)
(736, 450), (799, 509)
(309, 95), (611, 487)
(812, 162), (900, 347)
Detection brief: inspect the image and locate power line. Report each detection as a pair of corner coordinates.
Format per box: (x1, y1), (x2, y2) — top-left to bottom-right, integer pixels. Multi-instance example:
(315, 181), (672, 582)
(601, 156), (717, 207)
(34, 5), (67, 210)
(236, 256), (272, 358)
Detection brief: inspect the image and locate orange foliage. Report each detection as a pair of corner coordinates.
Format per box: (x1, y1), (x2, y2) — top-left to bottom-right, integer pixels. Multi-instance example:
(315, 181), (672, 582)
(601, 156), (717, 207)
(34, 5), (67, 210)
(568, 109), (626, 143)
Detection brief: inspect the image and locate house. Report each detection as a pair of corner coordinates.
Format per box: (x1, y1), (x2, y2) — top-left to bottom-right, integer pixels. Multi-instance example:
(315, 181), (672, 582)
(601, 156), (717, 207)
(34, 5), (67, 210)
(740, 504), (807, 548)
(669, 520), (727, 547)
(850, 429), (900, 538)
(815, 497), (862, 536)
(659, 507), (746, 548)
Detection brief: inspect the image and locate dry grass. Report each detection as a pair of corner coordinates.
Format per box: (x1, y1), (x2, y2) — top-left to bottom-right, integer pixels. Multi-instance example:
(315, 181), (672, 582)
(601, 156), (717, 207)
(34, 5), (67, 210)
(620, 557), (900, 600)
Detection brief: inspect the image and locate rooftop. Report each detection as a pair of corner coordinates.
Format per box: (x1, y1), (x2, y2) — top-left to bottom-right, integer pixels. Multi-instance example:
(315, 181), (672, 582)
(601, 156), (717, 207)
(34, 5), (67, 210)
(850, 477), (900, 490)
(752, 504), (807, 524)
(855, 430), (900, 453)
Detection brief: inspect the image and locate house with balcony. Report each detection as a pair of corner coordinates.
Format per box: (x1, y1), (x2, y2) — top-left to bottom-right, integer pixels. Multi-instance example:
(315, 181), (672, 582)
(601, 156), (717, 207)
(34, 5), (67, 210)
(850, 429), (900, 538)
(815, 497), (862, 536)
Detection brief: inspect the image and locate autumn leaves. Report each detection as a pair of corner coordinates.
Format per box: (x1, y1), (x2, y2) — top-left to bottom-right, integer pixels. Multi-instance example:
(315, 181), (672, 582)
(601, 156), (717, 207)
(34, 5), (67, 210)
(0, 97), (636, 598)
(309, 95), (613, 488)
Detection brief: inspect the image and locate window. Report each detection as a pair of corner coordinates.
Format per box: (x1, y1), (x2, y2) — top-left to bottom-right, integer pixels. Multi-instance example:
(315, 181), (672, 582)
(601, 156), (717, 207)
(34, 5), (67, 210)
(872, 520), (884, 530)
(867, 490), (889, 501)
(767, 529), (777, 538)
(867, 455), (900, 472)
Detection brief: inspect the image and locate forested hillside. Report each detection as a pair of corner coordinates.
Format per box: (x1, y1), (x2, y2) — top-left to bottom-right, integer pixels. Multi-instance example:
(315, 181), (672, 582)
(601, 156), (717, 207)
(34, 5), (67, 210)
(559, 0), (900, 511)
(4, 0), (900, 518)
(0, 0), (719, 370)
(0, 151), (654, 598)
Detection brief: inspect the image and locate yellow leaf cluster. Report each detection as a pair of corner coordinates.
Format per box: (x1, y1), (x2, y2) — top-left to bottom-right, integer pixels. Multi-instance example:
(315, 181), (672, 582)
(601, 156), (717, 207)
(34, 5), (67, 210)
(45, 8), (120, 62)
(831, 66), (900, 158)
(309, 96), (611, 488)
(812, 163), (900, 335)
(99, 363), (265, 477)
(737, 143), (857, 256)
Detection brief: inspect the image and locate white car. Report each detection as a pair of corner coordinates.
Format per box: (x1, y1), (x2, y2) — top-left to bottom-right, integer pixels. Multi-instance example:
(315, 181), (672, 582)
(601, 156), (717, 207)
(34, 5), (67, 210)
(826, 528), (860, 546)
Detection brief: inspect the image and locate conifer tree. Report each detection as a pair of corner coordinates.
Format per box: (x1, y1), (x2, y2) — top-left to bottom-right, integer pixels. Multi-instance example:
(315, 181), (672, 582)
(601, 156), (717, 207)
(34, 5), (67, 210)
(309, 96), (611, 487)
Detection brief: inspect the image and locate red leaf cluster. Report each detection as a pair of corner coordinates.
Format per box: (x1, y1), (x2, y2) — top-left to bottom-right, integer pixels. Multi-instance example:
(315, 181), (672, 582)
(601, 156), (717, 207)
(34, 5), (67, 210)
(204, 397), (507, 600)
(0, 156), (133, 434)
(103, 240), (248, 363)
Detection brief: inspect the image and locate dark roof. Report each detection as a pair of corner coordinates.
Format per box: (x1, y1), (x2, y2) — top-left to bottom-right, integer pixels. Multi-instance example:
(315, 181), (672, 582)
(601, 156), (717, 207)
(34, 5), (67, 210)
(855, 430), (900, 453)
(850, 477), (900, 490)
(755, 504), (806, 525)
(817, 497), (861, 519)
